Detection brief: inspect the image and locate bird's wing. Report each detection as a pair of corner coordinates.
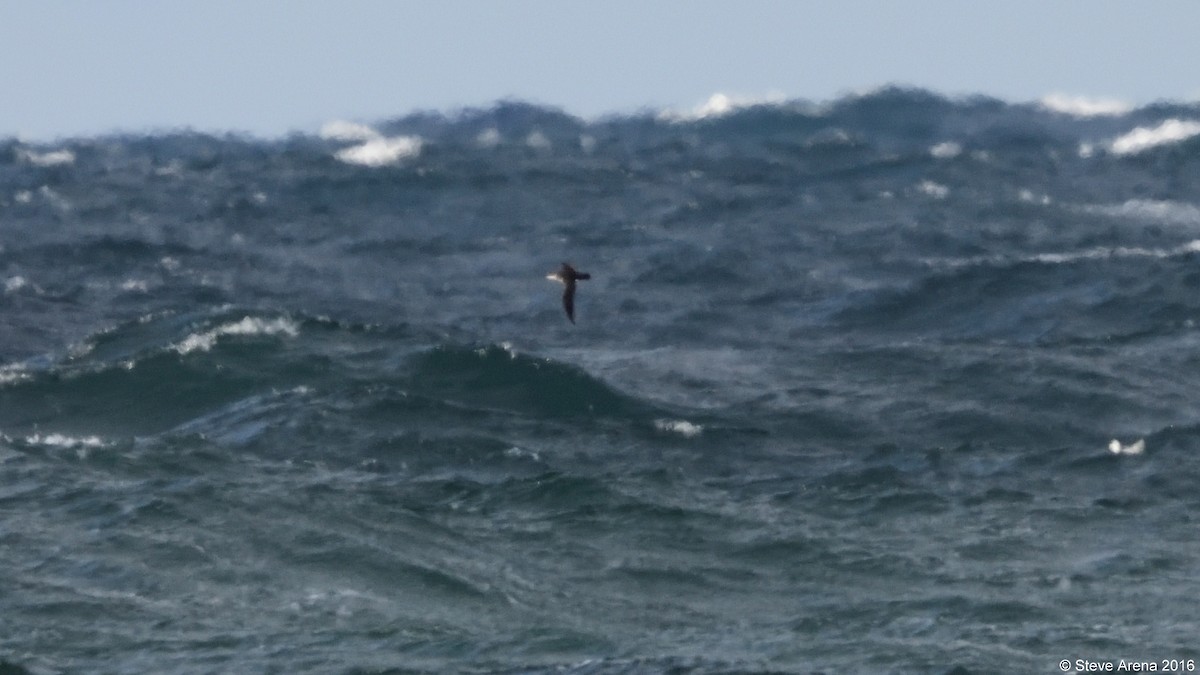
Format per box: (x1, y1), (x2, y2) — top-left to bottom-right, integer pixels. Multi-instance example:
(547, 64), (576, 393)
(562, 281), (576, 323)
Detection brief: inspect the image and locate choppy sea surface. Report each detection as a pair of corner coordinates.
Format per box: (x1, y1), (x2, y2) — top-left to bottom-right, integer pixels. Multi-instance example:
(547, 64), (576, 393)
(3, 88), (1200, 674)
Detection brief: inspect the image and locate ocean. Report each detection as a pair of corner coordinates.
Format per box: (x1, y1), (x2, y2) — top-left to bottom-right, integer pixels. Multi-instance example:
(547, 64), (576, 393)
(2, 88), (1199, 674)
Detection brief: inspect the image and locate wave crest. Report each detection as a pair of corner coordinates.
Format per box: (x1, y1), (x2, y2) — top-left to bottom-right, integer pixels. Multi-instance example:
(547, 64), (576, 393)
(173, 316), (300, 355)
(406, 344), (658, 420)
(1108, 119), (1200, 155)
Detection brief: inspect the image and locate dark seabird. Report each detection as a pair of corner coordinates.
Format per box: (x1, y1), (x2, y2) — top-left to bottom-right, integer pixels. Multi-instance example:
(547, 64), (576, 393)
(546, 263), (590, 324)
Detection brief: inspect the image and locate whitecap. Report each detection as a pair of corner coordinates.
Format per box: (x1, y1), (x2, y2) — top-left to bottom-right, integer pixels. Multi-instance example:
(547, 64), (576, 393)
(319, 120), (381, 142)
(930, 239), (1200, 270)
(504, 446), (541, 461)
(930, 141), (961, 159)
(174, 316), (300, 355)
(37, 186), (72, 211)
(1108, 438), (1145, 456)
(1039, 93), (1133, 118)
(654, 419), (703, 438)
(25, 433), (107, 459)
(499, 341), (518, 359)
(1026, 240), (1200, 265)
(0, 364), (30, 385)
(476, 128), (502, 148)
(660, 91), (788, 121)
(154, 160), (184, 177)
(917, 180), (949, 199)
(334, 135), (422, 167)
(1082, 199), (1200, 226)
(25, 432), (105, 448)
(684, 93), (742, 119)
(18, 147), (76, 167)
(525, 130), (552, 151)
(1109, 119), (1200, 155)
(1018, 189), (1051, 205)
(4, 276), (28, 293)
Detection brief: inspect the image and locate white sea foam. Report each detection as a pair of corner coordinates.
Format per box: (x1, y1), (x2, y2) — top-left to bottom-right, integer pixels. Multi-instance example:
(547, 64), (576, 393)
(1018, 189), (1051, 205)
(334, 135), (422, 167)
(320, 119), (423, 167)
(37, 186), (72, 211)
(154, 160), (185, 177)
(174, 316), (300, 355)
(654, 419), (703, 438)
(1026, 240), (1200, 265)
(660, 91), (787, 121)
(1039, 93), (1133, 118)
(319, 120), (381, 142)
(1108, 438), (1145, 456)
(926, 239), (1200, 270)
(25, 433), (106, 449)
(917, 181), (950, 199)
(1109, 119), (1200, 155)
(504, 446), (541, 461)
(26, 433), (105, 448)
(0, 364), (30, 385)
(476, 128), (502, 148)
(930, 141), (962, 159)
(4, 276), (29, 293)
(13, 185), (72, 211)
(1083, 199), (1200, 226)
(692, 93), (742, 118)
(525, 130), (552, 151)
(18, 147), (76, 167)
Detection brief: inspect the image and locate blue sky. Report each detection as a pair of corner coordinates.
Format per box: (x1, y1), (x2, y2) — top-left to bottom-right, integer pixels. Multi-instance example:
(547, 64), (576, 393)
(3, 0), (1198, 139)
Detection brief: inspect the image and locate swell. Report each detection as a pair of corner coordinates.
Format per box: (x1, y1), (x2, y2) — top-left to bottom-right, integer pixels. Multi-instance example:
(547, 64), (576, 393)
(834, 243), (1200, 343)
(0, 311), (317, 438)
(0, 310), (671, 463)
(403, 343), (664, 421)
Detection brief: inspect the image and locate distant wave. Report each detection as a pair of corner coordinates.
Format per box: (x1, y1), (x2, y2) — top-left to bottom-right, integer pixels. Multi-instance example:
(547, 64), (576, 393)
(923, 239), (1200, 271)
(9, 87), (1199, 164)
(318, 120), (381, 143)
(0, 310), (672, 446)
(319, 119), (422, 166)
(657, 91), (791, 121)
(0, 310), (318, 438)
(1081, 199), (1200, 226)
(16, 147), (76, 167)
(1108, 119), (1200, 155)
(1039, 93), (1133, 117)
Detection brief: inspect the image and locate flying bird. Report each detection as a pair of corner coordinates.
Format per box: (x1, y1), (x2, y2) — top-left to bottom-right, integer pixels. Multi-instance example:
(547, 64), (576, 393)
(546, 263), (591, 324)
